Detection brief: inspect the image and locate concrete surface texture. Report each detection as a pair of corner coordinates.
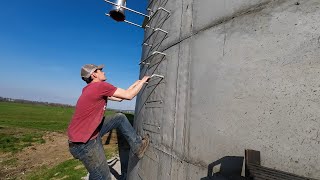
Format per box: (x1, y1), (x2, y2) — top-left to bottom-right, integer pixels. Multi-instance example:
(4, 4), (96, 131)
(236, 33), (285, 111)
(128, 0), (320, 179)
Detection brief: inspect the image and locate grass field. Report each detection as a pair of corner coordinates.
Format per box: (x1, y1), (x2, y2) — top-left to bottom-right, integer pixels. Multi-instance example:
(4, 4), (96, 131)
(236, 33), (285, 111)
(0, 102), (115, 132)
(0, 101), (126, 180)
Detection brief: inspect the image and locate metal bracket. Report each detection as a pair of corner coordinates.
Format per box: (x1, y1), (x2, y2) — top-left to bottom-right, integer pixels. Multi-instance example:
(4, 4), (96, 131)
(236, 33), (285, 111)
(143, 122), (161, 133)
(145, 100), (163, 109)
(105, 13), (140, 27)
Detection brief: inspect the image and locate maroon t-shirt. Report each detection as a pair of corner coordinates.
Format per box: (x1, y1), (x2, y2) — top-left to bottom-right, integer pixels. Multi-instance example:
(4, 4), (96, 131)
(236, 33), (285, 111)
(68, 81), (117, 143)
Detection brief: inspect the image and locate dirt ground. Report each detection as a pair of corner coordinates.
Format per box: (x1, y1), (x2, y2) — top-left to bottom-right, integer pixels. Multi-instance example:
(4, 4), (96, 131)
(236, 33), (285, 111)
(0, 132), (72, 179)
(0, 130), (122, 180)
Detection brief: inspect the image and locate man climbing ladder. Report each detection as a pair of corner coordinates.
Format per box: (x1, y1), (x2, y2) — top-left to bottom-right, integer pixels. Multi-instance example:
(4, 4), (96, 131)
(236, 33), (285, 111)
(67, 64), (150, 180)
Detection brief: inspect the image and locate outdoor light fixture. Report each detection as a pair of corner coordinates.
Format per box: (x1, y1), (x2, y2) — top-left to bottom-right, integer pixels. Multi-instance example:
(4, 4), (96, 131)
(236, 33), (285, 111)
(108, 0), (126, 22)
(104, 0), (170, 28)
(105, 0), (149, 28)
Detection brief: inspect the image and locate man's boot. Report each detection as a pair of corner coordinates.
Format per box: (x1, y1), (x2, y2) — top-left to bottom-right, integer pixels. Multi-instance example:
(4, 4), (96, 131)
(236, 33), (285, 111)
(135, 135), (150, 159)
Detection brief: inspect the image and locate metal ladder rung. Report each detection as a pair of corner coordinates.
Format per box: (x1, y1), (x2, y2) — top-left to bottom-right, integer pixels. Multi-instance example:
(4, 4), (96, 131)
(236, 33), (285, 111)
(146, 0), (156, 12)
(143, 43), (153, 47)
(142, 28), (168, 45)
(143, 122), (160, 127)
(146, 74), (165, 84)
(136, 73), (165, 118)
(139, 51), (166, 65)
(144, 74), (164, 85)
(147, 7), (170, 24)
(143, 7), (170, 29)
(146, 100), (163, 104)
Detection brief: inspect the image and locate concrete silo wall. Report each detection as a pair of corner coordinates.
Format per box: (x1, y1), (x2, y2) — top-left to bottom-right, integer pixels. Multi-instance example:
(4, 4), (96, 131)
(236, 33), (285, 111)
(128, 0), (320, 179)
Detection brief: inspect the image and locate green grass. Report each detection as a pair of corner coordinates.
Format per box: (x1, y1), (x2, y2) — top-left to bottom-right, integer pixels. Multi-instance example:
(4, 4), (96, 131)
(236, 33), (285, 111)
(27, 159), (87, 180)
(26, 146), (120, 180)
(1, 157), (18, 166)
(25, 144), (119, 180)
(105, 143), (119, 159)
(0, 127), (45, 153)
(0, 102), (74, 132)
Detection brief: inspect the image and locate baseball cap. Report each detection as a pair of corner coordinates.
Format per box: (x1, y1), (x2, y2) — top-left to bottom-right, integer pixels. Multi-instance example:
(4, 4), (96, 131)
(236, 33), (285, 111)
(81, 64), (104, 78)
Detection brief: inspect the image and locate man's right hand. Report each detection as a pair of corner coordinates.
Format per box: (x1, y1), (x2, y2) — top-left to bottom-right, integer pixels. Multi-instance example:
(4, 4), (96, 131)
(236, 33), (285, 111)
(112, 76), (151, 100)
(142, 76), (150, 83)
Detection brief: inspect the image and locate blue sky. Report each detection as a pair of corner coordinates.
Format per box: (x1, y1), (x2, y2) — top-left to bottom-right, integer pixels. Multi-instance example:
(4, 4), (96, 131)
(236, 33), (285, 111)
(0, 0), (147, 110)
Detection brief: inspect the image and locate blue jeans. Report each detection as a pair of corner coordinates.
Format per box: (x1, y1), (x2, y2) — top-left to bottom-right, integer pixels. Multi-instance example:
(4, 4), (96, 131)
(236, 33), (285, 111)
(69, 113), (142, 180)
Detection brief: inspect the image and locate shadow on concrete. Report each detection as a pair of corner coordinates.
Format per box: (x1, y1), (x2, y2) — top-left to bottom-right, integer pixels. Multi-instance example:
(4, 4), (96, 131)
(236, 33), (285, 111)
(108, 158), (120, 179)
(127, 152), (140, 177)
(117, 130), (130, 180)
(201, 156), (248, 180)
(123, 112), (141, 178)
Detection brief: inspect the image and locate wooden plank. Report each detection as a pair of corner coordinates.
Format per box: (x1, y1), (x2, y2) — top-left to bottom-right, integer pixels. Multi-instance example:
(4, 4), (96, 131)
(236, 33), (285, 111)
(245, 149), (261, 165)
(245, 149), (261, 177)
(245, 149), (315, 180)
